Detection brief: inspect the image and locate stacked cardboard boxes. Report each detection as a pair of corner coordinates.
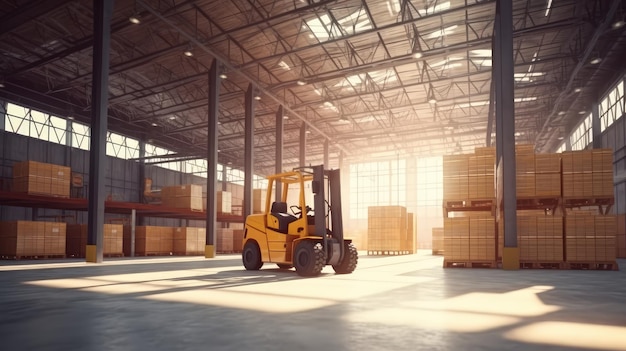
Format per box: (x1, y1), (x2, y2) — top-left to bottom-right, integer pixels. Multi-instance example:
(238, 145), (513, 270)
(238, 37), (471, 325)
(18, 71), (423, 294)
(216, 228), (234, 253)
(66, 224), (123, 257)
(565, 214), (616, 262)
(0, 221), (66, 257)
(443, 217), (470, 261)
(161, 185), (203, 211)
(468, 154), (495, 199)
(216, 191), (232, 214)
(432, 227), (444, 255)
(124, 226), (174, 256)
(516, 145), (536, 197)
(12, 161), (70, 198)
(368, 206), (409, 253)
(535, 154), (561, 197)
(536, 216), (564, 261)
(406, 212), (416, 253)
(562, 151), (593, 197)
(443, 155), (469, 200)
(592, 149), (614, 197)
(173, 227), (205, 255)
(253, 189), (266, 213)
(469, 217), (496, 261)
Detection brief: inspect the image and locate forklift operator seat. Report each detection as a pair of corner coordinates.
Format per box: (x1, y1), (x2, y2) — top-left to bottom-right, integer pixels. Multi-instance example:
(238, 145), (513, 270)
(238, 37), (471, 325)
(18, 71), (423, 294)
(271, 201), (297, 234)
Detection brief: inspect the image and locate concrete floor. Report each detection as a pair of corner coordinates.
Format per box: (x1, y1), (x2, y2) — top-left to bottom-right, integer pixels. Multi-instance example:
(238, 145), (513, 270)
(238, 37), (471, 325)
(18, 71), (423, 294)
(1, 252), (625, 351)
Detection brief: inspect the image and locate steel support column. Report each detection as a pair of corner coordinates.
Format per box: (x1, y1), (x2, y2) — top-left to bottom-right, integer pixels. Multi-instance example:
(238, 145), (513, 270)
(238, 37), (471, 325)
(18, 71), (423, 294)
(323, 140), (329, 169)
(205, 60), (221, 258)
(0, 100), (5, 130)
(86, 0), (114, 263)
(494, 0), (518, 269)
(299, 123), (306, 167)
(275, 105), (284, 202)
(243, 84), (255, 219)
(592, 102), (601, 149)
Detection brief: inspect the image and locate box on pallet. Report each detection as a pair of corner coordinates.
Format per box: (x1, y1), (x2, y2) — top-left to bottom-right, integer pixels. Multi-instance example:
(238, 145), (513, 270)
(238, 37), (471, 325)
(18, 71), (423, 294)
(12, 161), (70, 198)
(0, 221), (66, 257)
(173, 227), (205, 255)
(432, 227), (444, 254)
(161, 185), (203, 211)
(124, 226), (174, 256)
(443, 217), (470, 261)
(565, 214), (616, 262)
(66, 224), (123, 257)
(216, 228), (234, 253)
(368, 206), (409, 253)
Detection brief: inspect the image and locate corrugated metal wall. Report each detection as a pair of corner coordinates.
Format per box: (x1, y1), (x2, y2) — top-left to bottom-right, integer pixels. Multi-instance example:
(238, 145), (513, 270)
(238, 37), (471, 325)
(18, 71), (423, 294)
(600, 116), (626, 214)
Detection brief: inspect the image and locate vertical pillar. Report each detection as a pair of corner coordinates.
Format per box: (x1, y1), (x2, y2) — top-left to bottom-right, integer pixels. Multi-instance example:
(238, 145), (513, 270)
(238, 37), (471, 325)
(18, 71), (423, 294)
(243, 84), (255, 219)
(0, 100), (6, 130)
(275, 105), (284, 202)
(221, 165), (228, 191)
(494, 0), (518, 270)
(205, 60), (221, 258)
(130, 209), (136, 257)
(86, 0), (114, 263)
(323, 140), (329, 169)
(592, 103), (601, 149)
(299, 123), (306, 167)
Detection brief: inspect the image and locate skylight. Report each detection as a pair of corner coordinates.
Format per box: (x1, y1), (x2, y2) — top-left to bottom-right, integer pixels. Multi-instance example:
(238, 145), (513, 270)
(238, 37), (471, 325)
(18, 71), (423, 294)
(427, 25), (458, 39)
(545, 0), (553, 17)
(386, 0), (401, 16)
(515, 97), (538, 102)
(306, 8), (372, 42)
(470, 49), (492, 57)
(418, 2), (451, 16)
(278, 61), (291, 70)
(335, 70), (398, 88)
(514, 72), (545, 82)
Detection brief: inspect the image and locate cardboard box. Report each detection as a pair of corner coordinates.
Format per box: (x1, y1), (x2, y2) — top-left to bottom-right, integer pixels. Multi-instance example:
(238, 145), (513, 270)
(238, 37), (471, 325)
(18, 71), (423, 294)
(216, 228), (234, 253)
(0, 221), (65, 257)
(125, 226), (174, 256)
(368, 206), (409, 252)
(217, 191), (232, 214)
(432, 227), (444, 254)
(173, 227), (204, 255)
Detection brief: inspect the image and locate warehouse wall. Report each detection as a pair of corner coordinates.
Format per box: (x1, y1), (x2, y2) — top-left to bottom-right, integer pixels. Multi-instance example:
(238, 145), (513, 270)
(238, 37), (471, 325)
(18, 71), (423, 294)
(0, 130), (244, 229)
(600, 115), (626, 214)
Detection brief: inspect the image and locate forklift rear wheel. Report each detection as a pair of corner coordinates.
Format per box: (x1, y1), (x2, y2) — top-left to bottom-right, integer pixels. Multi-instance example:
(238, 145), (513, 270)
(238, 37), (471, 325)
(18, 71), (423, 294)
(332, 242), (358, 274)
(242, 241), (263, 270)
(294, 241), (326, 277)
(276, 264), (292, 269)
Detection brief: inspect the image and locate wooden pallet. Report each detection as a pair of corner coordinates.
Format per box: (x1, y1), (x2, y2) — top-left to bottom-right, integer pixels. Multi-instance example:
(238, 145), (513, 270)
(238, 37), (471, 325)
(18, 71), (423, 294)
(565, 261), (619, 271)
(443, 260), (498, 268)
(443, 198), (496, 218)
(516, 197), (561, 213)
(432, 250), (444, 256)
(519, 261), (566, 269)
(103, 253), (124, 258)
(562, 196), (614, 215)
(1, 254), (67, 260)
(367, 250), (412, 256)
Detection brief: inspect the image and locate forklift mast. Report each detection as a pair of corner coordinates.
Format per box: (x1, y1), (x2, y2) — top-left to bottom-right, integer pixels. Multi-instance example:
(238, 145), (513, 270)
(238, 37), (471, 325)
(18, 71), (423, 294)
(311, 165), (344, 263)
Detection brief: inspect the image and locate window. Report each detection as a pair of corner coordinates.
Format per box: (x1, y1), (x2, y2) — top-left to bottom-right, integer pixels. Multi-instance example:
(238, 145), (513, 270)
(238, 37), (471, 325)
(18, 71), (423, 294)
(349, 159), (406, 219)
(306, 7), (372, 42)
(600, 78), (625, 131)
(145, 144), (181, 172)
(106, 132), (140, 160)
(4, 103), (67, 144)
(570, 113), (592, 151)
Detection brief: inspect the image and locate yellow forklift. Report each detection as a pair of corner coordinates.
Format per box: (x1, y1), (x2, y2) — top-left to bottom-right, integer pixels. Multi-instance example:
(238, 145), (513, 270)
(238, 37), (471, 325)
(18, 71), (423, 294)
(242, 165), (358, 277)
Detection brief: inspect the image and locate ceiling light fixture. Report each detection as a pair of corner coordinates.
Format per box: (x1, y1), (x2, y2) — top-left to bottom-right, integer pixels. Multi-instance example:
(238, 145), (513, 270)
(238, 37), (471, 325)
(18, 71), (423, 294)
(579, 110), (587, 115)
(558, 111), (566, 116)
(183, 44), (193, 57)
(168, 116), (176, 120)
(129, 14), (141, 24)
(67, 116), (74, 120)
(151, 122), (158, 127)
(429, 98), (437, 104)
(296, 80), (307, 86)
(612, 20), (625, 30)
(413, 52), (423, 59)
(283, 115), (289, 120)
(254, 95), (261, 101)
(219, 73), (227, 79)
(305, 130), (311, 134)
(0, 82), (5, 88)
(574, 87), (582, 93)
(590, 57), (602, 65)
(557, 136), (564, 140)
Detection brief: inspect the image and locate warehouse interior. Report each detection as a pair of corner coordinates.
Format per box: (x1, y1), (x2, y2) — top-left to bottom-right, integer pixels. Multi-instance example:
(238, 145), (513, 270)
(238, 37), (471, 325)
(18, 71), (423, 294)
(1, 0), (626, 350)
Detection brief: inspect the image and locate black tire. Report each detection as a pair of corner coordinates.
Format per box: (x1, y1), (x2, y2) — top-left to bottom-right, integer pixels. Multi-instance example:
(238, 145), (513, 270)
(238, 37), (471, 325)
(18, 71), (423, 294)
(242, 241), (263, 270)
(276, 264), (292, 269)
(332, 242), (358, 274)
(294, 241), (326, 277)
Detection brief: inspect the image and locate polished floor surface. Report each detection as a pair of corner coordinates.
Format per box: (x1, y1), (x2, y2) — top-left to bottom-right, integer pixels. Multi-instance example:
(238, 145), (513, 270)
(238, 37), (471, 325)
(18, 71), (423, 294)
(1, 252), (625, 351)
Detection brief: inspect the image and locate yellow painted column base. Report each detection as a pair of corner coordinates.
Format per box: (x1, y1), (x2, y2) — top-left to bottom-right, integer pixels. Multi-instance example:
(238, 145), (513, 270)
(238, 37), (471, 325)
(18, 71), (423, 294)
(502, 247), (520, 270)
(205, 245), (216, 258)
(86, 245), (98, 263)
